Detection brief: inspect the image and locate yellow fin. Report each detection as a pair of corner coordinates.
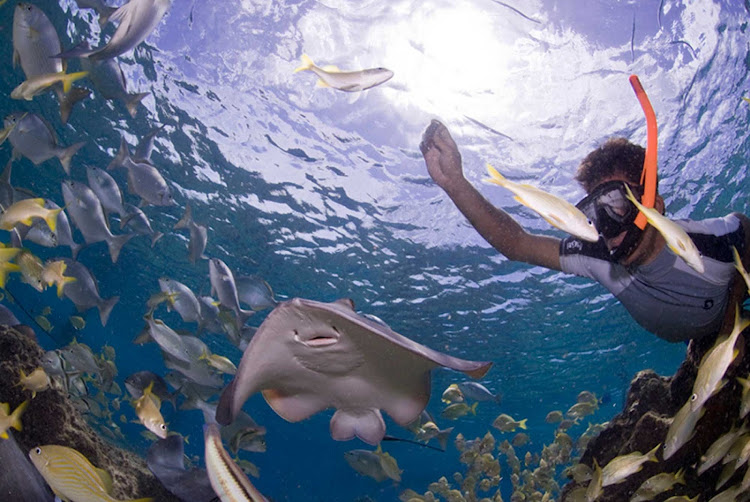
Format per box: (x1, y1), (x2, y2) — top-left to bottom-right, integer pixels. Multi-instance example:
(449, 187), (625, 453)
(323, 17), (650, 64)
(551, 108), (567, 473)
(61, 70), (89, 94)
(315, 79), (330, 88)
(293, 54), (315, 73)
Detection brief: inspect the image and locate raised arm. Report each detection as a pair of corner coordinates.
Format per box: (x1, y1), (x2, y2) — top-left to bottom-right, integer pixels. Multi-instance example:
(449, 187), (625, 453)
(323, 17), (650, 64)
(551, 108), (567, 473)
(420, 120), (562, 271)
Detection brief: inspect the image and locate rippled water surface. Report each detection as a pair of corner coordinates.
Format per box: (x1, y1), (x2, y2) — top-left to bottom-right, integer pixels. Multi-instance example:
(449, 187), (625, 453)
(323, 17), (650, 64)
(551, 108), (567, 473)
(2, 0), (749, 500)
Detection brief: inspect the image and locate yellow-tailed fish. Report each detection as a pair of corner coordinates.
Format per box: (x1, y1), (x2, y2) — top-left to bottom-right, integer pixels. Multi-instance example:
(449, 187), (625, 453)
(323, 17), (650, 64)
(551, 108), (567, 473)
(585, 459), (603, 502)
(70, 315), (86, 330)
(204, 423), (269, 502)
(41, 259), (76, 297)
(484, 163), (600, 242)
(29, 444), (154, 502)
(374, 444), (402, 482)
(441, 383), (464, 404)
(623, 184), (704, 273)
(11, 70), (89, 100)
(664, 400), (704, 460)
(0, 400), (29, 438)
(17, 250), (45, 292)
(0, 247), (21, 288)
(18, 367), (50, 398)
(0, 198), (61, 233)
(733, 246), (750, 295)
(440, 402), (477, 420)
(631, 469), (685, 502)
(133, 382), (167, 439)
(293, 54), (393, 92)
(690, 308), (750, 412)
(199, 350), (237, 375)
(35, 315), (52, 333)
(600, 444), (660, 486)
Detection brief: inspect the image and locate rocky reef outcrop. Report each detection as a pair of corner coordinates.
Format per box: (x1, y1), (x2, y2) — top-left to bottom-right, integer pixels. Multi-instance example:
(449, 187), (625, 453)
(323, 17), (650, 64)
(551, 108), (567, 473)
(560, 320), (750, 501)
(0, 325), (179, 501)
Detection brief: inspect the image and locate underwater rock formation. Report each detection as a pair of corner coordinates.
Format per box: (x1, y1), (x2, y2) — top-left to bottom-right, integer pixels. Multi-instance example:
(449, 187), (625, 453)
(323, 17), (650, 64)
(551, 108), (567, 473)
(0, 325), (179, 501)
(561, 327), (750, 501)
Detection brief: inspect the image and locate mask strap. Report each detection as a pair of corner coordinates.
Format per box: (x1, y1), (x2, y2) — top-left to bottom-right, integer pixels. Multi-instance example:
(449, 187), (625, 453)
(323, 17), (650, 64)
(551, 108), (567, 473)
(629, 75), (658, 230)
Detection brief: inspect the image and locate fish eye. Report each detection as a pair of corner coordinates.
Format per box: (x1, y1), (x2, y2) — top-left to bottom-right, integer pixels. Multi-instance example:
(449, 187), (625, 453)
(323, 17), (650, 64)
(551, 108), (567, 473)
(690, 393), (697, 402)
(160, 424), (166, 430)
(34, 447), (41, 455)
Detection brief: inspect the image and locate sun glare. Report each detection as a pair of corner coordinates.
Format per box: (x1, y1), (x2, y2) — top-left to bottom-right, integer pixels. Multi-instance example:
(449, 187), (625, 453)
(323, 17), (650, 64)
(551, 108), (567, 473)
(378, 6), (518, 122)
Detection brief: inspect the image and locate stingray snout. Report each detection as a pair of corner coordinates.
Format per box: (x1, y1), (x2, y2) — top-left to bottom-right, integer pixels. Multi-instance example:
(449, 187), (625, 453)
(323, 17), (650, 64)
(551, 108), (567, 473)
(293, 326), (340, 347)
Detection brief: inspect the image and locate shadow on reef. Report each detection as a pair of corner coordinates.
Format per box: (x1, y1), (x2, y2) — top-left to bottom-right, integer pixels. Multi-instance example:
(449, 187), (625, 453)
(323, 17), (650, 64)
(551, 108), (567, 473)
(0, 325), (179, 501)
(561, 318), (750, 501)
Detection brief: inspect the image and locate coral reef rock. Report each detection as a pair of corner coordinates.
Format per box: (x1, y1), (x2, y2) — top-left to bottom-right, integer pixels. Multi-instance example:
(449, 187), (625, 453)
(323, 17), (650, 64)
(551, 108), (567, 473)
(0, 325), (179, 501)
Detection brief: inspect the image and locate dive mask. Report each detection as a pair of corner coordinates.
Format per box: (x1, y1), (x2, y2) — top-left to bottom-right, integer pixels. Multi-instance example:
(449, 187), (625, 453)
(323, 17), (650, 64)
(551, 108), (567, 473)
(576, 180), (644, 261)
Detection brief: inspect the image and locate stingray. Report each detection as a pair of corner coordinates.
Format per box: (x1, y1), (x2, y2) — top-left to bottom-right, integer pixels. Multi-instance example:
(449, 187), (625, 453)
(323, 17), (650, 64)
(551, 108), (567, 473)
(216, 298), (492, 445)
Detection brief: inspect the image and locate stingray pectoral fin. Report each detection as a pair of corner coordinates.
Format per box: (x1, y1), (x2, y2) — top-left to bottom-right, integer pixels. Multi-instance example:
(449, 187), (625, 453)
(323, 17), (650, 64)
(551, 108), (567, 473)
(261, 389), (327, 423)
(330, 408), (386, 445)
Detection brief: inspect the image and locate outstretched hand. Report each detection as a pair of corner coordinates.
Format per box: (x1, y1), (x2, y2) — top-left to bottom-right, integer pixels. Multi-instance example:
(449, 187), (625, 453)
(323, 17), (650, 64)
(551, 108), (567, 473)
(420, 120), (464, 190)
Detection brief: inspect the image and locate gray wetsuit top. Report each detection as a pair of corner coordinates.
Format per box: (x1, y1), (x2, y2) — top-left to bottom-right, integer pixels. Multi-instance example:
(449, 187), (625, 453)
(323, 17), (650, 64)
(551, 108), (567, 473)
(559, 214), (745, 342)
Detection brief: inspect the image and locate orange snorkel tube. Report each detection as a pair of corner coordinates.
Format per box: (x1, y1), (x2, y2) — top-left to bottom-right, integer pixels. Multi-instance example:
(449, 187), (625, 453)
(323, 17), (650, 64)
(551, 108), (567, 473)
(629, 75), (658, 230)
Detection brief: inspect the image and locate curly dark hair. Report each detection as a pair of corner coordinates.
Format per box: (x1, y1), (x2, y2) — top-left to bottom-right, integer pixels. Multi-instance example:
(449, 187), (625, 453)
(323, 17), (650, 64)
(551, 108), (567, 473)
(575, 138), (646, 193)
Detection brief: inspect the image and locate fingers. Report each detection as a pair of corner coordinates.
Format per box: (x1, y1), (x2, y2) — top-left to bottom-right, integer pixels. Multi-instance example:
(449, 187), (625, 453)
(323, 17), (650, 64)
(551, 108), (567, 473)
(420, 119), (446, 156)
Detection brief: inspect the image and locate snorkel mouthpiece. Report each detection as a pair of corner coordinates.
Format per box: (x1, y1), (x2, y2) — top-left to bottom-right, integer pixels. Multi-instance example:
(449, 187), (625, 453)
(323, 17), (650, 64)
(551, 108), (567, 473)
(629, 75), (658, 230)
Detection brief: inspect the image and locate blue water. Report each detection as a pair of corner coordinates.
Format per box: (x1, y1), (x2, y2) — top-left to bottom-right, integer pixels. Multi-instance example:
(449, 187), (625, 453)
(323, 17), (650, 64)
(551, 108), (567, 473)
(2, 0), (749, 500)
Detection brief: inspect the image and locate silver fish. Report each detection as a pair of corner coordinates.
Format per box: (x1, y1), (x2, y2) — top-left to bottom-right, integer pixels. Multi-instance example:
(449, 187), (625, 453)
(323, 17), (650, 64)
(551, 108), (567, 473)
(5, 113), (84, 175)
(294, 54), (393, 92)
(61, 179), (135, 263)
(12, 3), (89, 124)
(140, 316), (192, 365)
(24, 200), (82, 259)
(109, 138), (173, 206)
(121, 204), (163, 247)
(235, 275), (277, 311)
(60, 258), (119, 326)
(60, 0), (172, 61)
(79, 42), (148, 118)
(162, 352), (223, 389)
(86, 165), (127, 219)
(174, 204), (207, 263)
(209, 258), (253, 331)
(158, 277), (202, 324)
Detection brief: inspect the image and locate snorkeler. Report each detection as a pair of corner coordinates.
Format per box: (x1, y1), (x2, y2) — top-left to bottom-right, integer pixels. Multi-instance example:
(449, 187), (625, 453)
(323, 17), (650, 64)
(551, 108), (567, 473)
(419, 117), (750, 344)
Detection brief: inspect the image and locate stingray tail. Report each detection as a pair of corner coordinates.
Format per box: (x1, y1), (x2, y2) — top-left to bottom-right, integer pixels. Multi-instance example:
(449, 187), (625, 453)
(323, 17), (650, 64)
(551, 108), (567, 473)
(382, 435), (445, 452)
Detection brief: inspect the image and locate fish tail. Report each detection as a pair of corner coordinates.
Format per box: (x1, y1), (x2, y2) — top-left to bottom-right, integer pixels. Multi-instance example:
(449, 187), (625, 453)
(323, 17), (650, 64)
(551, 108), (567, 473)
(294, 54), (315, 73)
(98, 295), (120, 327)
(10, 400), (29, 432)
(58, 141), (86, 175)
(107, 233), (136, 263)
(150, 231), (164, 248)
(61, 71), (89, 94)
(483, 163), (507, 187)
(45, 208), (63, 234)
(437, 428), (453, 451)
(518, 418), (528, 430)
(59, 87), (90, 125)
(107, 136), (131, 171)
(98, 5), (117, 28)
(70, 241), (83, 260)
(173, 204), (194, 230)
(125, 92), (150, 119)
(646, 443), (660, 461)
(0, 262), (20, 289)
